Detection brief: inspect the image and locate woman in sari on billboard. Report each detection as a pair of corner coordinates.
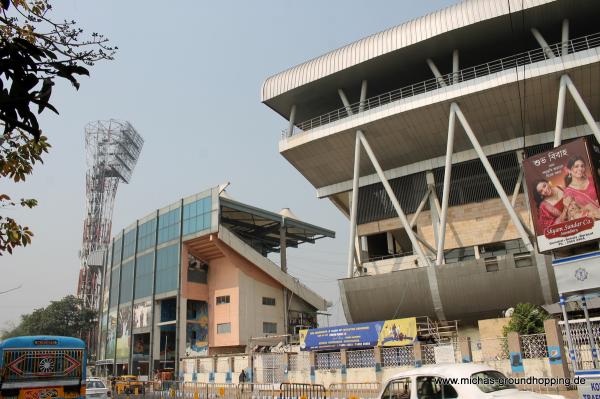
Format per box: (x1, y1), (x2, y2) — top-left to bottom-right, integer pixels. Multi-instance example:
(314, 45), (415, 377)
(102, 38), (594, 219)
(533, 179), (568, 230)
(563, 155), (600, 210)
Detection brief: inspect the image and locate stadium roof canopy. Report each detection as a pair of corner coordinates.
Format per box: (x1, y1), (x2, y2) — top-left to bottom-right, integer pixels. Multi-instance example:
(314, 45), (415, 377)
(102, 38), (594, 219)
(219, 196), (335, 254)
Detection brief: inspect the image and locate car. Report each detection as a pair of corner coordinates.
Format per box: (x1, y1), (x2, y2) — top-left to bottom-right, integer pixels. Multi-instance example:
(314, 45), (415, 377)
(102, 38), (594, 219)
(378, 363), (565, 399)
(86, 378), (110, 399)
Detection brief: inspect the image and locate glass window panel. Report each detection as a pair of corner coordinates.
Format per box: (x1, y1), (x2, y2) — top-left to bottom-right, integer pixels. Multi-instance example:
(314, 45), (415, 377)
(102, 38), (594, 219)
(155, 244), (179, 294)
(109, 267), (120, 308)
(122, 228), (137, 260)
(137, 219), (157, 252)
(119, 260), (134, 304)
(135, 252), (154, 299)
(158, 208), (181, 244)
(217, 323), (231, 334)
(183, 197), (212, 237)
(113, 237), (123, 266)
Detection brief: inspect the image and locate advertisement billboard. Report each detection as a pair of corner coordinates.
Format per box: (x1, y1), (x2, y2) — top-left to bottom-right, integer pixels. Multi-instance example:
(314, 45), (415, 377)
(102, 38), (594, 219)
(133, 301), (151, 329)
(523, 138), (600, 252)
(299, 318), (417, 351)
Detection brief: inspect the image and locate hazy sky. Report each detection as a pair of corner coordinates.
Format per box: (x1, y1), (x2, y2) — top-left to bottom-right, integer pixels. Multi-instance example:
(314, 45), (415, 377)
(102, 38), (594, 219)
(0, 0), (458, 329)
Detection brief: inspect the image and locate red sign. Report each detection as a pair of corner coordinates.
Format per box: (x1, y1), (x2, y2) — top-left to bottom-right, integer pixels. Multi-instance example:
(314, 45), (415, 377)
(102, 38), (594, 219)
(523, 138), (600, 252)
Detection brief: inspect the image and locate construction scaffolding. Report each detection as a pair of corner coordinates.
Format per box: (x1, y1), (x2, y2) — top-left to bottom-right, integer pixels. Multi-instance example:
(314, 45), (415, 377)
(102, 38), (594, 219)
(78, 120), (143, 356)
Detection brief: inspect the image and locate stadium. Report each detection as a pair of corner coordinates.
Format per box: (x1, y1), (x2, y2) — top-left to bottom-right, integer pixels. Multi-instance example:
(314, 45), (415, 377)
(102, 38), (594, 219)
(261, 0), (600, 332)
(95, 186), (334, 377)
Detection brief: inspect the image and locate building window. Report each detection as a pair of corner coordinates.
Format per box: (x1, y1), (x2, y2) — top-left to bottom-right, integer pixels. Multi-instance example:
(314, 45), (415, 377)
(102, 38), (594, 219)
(263, 322), (277, 334)
(183, 197), (212, 236)
(109, 266), (120, 308)
(122, 228), (137, 260)
(155, 244), (179, 294)
(119, 260), (134, 304)
(112, 236), (123, 266)
(158, 208), (181, 244)
(262, 297), (276, 306)
(188, 254), (207, 284)
(137, 218), (157, 252)
(216, 295), (230, 305)
(134, 252), (154, 299)
(217, 323), (231, 334)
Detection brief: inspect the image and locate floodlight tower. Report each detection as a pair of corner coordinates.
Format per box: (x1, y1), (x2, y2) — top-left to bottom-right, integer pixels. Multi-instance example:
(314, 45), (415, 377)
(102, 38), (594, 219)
(78, 120), (143, 351)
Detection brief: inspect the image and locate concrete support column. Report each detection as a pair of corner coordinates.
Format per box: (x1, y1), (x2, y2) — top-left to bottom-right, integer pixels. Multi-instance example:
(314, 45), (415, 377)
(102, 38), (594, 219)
(426, 173), (439, 247)
(210, 356), (217, 382)
(226, 357), (233, 383)
(507, 332), (524, 376)
(347, 131), (361, 278)
(452, 50), (459, 84)
(309, 352), (316, 384)
(544, 319), (571, 381)
(373, 346), (382, 382)
(561, 19), (569, 56)
(531, 28), (556, 59)
(338, 89), (354, 116)
(359, 80), (368, 112)
(459, 337), (473, 363)
(426, 59), (446, 87)
(247, 352), (254, 383)
(413, 342), (423, 368)
(287, 105), (296, 137)
(283, 353), (290, 382)
(386, 232), (395, 255)
(340, 349), (348, 382)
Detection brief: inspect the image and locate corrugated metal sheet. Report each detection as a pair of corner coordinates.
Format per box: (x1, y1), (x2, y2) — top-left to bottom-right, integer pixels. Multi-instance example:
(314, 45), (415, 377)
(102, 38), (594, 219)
(432, 151), (520, 207)
(261, 0), (555, 101)
(357, 149), (522, 225)
(358, 172), (428, 225)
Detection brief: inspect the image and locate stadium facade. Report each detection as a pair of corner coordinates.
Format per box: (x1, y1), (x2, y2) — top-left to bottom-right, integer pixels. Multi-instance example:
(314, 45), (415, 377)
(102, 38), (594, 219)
(96, 186), (333, 377)
(262, 0), (600, 326)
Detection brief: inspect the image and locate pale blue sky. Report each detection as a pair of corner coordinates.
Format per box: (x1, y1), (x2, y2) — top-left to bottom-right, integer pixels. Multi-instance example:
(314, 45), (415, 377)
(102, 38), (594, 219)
(0, 1), (458, 329)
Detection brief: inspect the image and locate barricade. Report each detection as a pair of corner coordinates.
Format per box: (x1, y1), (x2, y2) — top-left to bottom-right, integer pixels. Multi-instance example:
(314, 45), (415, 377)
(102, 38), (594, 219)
(113, 380), (152, 398)
(327, 383), (380, 399)
(152, 381), (185, 399)
(207, 383), (238, 399)
(239, 383), (276, 399)
(182, 382), (209, 399)
(279, 383), (326, 399)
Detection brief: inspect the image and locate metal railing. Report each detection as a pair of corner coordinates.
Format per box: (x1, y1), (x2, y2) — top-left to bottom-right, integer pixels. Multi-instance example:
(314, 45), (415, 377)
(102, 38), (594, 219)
(381, 346), (414, 368)
(521, 333), (549, 359)
(347, 349), (376, 369)
(316, 351), (342, 370)
(282, 31), (600, 138)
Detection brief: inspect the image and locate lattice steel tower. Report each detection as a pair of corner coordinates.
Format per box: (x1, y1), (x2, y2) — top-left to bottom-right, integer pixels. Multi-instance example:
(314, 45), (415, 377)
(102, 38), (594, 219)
(78, 120), (143, 316)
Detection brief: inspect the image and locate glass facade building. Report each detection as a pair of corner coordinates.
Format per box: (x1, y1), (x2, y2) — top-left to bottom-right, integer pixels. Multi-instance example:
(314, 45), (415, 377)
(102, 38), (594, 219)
(97, 188), (218, 376)
(96, 186), (332, 378)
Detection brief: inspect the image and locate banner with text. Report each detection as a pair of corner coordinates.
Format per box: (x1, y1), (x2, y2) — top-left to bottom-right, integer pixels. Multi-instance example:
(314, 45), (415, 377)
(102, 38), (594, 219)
(299, 317), (416, 351)
(523, 138), (600, 252)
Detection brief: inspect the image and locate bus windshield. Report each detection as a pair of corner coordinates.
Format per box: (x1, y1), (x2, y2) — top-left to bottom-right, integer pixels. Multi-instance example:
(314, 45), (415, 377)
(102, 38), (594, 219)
(0, 336), (86, 399)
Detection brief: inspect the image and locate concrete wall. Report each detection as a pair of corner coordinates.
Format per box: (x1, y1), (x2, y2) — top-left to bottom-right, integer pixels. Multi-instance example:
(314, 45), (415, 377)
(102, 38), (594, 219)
(208, 256), (240, 347)
(358, 195), (531, 251)
(215, 240), (285, 345)
(340, 254), (554, 323)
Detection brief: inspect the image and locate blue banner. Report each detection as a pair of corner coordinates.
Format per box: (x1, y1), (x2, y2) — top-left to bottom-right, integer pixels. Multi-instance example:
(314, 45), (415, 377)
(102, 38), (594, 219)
(299, 318), (416, 351)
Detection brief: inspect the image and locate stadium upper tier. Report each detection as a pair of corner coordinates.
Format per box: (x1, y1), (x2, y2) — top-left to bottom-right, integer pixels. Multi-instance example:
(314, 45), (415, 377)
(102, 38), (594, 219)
(262, 0), (600, 195)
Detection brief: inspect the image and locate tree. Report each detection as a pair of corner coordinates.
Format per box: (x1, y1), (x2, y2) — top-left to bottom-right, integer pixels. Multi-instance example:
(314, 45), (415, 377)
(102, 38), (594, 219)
(1, 295), (96, 338)
(0, 0), (116, 255)
(503, 303), (551, 336)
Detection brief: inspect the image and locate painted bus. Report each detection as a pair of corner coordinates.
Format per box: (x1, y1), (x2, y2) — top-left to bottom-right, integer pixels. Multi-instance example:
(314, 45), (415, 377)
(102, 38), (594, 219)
(0, 336), (86, 399)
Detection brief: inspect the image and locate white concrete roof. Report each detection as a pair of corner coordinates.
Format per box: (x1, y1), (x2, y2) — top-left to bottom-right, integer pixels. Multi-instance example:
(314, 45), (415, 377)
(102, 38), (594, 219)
(261, 0), (554, 101)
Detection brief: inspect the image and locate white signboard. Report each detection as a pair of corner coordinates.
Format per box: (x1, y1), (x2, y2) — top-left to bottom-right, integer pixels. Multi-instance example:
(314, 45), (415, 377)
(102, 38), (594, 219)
(433, 344), (456, 364)
(575, 370), (599, 399)
(553, 251), (600, 294)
